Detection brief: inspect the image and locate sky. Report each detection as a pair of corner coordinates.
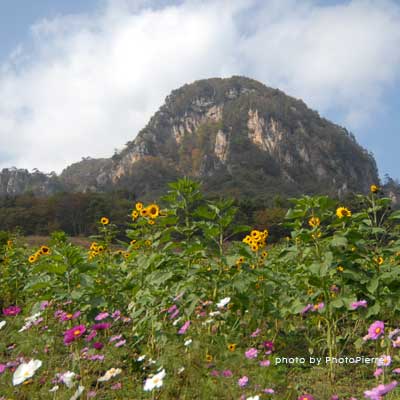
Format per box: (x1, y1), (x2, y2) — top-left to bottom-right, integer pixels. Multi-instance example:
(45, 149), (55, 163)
(0, 0), (399, 180)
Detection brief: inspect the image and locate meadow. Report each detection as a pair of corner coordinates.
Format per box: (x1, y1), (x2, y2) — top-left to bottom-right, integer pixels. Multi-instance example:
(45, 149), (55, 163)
(0, 178), (400, 400)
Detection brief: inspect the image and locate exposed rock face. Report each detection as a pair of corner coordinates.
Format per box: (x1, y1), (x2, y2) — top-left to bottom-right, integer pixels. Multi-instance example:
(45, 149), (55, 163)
(0, 76), (380, 200)
(0, 168), (60, 196)
(103, 76), (379, 199)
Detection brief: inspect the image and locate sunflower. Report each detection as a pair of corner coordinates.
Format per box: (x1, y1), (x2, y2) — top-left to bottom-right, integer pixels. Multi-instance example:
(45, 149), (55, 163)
(135, 202), (143, 211)
(140, 208), (149, 217)
(336, 207), (351, 219)
(28, 254), (37, 263)
(130, 239), (137, 245)
(205, 354), (213, 362)
(251, 243), (259, 252)
(100, 217), (109, 225)
(370, 184), (379, 193)
(124, 252), (130, 259)
(375, 256), (384, 265)
(131, 210), (139, 219)
(250, 230), (261, 240)
(308, 216), (320, 228)
(228, 343), (236, 352)
(6, 240), (12, 248)
(40, 245), (50, 255)
(250, 264), (256, 270)
(147, 204), (160, 219)
(337, 265), (344, 272)
(90, 242), (98, 251)
(242, 235), (251, 244)
(97, 245), (104, 253)
(148, 219), (155, 225)
(261, 251), (268, 258)
(144, 240), (152, 247)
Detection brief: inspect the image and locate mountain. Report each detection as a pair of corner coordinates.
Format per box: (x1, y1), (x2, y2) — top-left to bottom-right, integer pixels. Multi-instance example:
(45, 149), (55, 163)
(0, 76), (379, 201)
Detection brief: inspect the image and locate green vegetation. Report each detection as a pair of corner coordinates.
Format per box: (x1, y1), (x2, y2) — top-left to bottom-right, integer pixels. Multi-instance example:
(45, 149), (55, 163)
(0, 178), (400, 399)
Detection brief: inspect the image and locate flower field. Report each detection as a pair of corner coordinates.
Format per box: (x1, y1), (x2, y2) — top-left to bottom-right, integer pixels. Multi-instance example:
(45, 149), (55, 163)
(1, 178), (400, 399)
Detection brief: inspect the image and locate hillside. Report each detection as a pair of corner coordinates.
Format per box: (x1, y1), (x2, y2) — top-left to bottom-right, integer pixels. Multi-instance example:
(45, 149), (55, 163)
(0, 76), (379, 201)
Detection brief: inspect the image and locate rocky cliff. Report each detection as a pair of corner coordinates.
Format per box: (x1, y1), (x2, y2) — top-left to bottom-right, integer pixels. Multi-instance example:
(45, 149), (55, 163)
(0, 76), (380, 200)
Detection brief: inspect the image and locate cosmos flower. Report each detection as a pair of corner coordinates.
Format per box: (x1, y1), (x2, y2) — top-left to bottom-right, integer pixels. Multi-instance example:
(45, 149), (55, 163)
(216, 297), (231, 308)
(64, 325), (86, 345)
(245, 348), (258, 359)
(367, 321), (385, 340)
(178, 321), (190, 335)
(364, 381), (398, 399)
(143, 369), (166, 391)
(238, 376), (249, 387)
(12, 359), (42, 386)
(98, 368), (122, 382)
(350, 300), (367, 310)
(3, 306), (21, 316)
(95, 312), (109, 321)
(377, 355), (392, 367)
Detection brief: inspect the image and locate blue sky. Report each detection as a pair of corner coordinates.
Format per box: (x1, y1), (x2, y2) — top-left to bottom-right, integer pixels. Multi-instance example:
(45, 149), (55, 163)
(0, 0), (399, 181)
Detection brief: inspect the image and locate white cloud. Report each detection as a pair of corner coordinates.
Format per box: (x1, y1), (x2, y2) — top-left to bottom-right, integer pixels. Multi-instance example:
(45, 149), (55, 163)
(0, 0), (399, 172)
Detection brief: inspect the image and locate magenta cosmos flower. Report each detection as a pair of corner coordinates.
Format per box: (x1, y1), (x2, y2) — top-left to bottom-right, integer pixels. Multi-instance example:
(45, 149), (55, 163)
(92, 322), (111, 330)
(367, 321), (384, 340)
(298, 395), (315, 400)
(64, 325), (86, 345)
(3, 306), (21, 316)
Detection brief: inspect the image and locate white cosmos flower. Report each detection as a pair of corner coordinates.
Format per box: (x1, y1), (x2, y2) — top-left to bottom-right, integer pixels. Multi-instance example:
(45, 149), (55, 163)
(178, 367), (185, 374)
(246, 396), (260, 400)
(184, 339), (192, 346)
(18, 312), (42, 332)
(98, 368), (122, 382)
(49, 385), (59, 392)
(137, 355), (146, 362)
(143, 369), (166, 391)
(216, 297), (231, 308)
(70, 385), (85, 400)
(209, 311), (221, 316)
(0, 320), (6, 330)
(61, 371), (76, 388)
(12, 359), (42, 385)
(172, 316), (182, 326)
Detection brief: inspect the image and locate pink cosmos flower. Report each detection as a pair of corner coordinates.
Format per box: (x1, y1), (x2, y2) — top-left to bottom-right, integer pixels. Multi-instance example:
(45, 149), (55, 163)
(298, 395), (314, 400)
(367, 321), (385, 340)
(0, 364), (6, 374)
(238, 376), (249, 387)
(260, 360), (271, 367)
(64, 325), (86, 345)
(331, 396), (339, 400)
(301, 304), (313, 315)
(210, 370), (219, 377)
(312, 302), (324, 312)
(364, 381), (398, 399)
(393, 368), (400, 374)
(3, 306), (21, 316)
(250, 328), (261, 337)
(111, 310), (121, 320)
(86, 330), (97, 342)
(178, 321), (190, 335)
(377, 355), (391, 367)
(373, 368), (383, 377)
(114, 340), (126, 347)
(109, 334), (122, 343)
(89, 354), (104, 361)
(222, 370), (233, 377)
(264, 388), (275, 394)
(95, 312), (109, 321)
(40, 301), (49, 310)
(111, 382), (122, 390)
(350, 300), (367, 310)
(245, 348), (258, 359)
